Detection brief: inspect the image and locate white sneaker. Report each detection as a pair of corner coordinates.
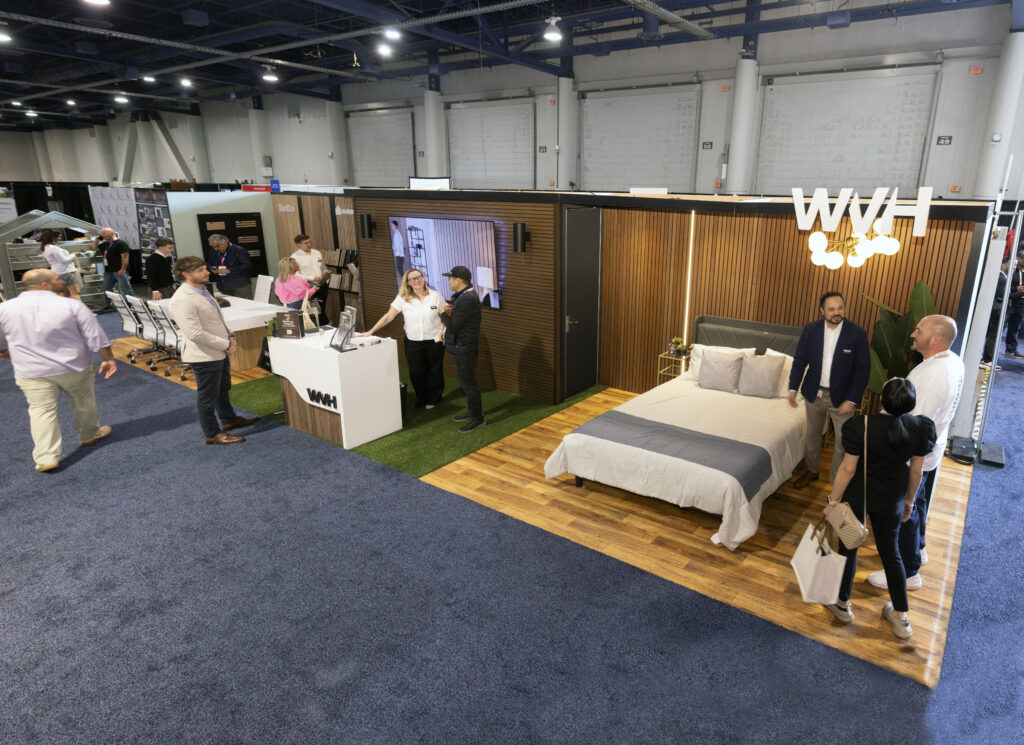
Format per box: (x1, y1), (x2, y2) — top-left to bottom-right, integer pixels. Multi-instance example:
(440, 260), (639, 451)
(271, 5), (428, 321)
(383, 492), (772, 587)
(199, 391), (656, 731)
(920, 548), (928, 566)
(866, 570), (922, 591)
(882, 602), (913, 640)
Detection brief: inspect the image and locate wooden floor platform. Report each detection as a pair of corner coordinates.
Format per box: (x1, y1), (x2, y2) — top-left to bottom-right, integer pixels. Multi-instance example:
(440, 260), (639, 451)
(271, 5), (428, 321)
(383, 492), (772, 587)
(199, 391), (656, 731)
(422, 388), (973, 687)
(111, 337), (272, 390)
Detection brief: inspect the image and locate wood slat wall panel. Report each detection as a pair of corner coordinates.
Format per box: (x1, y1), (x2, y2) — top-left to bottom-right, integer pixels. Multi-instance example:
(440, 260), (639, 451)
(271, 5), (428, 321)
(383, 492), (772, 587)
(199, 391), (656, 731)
(354, 197), (559, 403)
(602, 208), (977, 392)
(334, 197), (357, 253)
(270, 195), (301, 269)
(300, 195), (334, 252)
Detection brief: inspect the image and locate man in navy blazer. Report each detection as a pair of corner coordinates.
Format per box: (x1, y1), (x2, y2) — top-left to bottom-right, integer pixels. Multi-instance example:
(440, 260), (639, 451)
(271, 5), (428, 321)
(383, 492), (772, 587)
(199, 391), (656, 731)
(207, 234), (253, 299)
(787, 291), (870, 487)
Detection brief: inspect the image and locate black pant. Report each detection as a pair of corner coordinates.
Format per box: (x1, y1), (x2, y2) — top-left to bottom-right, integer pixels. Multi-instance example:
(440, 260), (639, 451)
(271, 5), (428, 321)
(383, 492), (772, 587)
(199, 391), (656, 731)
(1006, 305), (1023, 354)
(983, 305), (1002, 363)
(405, 337), (445, 406)
(191, 358), (238, 438)
(447, 343), (481, 422)
(837, 497), (908, 612)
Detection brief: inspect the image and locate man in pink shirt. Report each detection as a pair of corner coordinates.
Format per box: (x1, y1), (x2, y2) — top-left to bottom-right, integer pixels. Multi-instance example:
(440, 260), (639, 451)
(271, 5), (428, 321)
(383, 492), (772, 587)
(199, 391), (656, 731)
(0, 269), (117, 472)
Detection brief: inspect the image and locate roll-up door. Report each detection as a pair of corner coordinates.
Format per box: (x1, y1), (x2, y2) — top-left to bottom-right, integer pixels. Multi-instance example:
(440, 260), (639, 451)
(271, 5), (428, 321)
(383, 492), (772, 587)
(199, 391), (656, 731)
(348, 109), (415, 187)
(580, 86), (700, 192)
(754, 68), (937, 196)
(446, 99), (535, 189)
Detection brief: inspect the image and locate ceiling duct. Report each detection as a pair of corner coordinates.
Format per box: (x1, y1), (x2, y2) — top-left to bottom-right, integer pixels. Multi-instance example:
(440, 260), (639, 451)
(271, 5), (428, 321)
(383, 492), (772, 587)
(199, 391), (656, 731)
(620, 0), (714, 41)
(638, 13), (662, 42)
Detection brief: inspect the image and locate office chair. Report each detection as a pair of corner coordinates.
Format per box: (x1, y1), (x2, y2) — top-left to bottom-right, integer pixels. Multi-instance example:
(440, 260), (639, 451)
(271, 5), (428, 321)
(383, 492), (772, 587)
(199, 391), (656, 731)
(148, 302), (193, 380)
(124, 295), (167, 367)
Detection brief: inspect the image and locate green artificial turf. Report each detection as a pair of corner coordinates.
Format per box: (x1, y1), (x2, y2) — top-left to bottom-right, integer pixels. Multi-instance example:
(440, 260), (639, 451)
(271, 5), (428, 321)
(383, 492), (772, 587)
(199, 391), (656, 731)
(230, 369), (604, 477)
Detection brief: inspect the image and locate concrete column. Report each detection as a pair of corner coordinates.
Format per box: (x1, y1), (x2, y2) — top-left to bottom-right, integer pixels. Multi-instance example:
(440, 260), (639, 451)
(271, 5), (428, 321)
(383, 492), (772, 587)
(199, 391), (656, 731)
(94, 124), (118, 183)
(325, 102), (353, 186)
(556, 76), (578, 190)
(31, 132), (54, 182)
(975, 32), (1024, 199)
(248, 106), (271, 183)
(186, 115), (212, 183)
(422, 90), (448, 177)
(725, 56), (758, 194)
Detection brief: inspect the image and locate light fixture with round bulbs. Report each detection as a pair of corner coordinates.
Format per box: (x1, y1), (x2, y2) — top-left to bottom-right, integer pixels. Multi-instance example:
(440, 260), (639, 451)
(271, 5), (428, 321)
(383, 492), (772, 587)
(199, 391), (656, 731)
(543, 16), (563, 42)
(377, 42), (392, 57)
(384, 28), (401, 40)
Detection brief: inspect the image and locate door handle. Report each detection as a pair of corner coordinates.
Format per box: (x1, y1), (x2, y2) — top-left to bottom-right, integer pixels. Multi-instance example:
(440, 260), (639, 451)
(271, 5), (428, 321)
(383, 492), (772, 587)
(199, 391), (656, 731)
(565, 315), (580, 333)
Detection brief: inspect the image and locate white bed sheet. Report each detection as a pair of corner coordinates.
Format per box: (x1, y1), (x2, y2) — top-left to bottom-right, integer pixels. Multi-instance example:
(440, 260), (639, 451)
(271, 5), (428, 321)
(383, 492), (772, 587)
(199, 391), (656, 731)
(544, 377), (806, 550)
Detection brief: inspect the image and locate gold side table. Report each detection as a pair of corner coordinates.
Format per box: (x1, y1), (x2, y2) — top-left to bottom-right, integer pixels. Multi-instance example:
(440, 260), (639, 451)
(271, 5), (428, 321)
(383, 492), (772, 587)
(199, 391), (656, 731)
(657, 351), (686, 384)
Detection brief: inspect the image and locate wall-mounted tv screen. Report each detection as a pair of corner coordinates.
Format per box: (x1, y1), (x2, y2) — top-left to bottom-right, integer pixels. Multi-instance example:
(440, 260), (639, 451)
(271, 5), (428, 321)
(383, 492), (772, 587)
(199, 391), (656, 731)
(387, 216), (500, 308)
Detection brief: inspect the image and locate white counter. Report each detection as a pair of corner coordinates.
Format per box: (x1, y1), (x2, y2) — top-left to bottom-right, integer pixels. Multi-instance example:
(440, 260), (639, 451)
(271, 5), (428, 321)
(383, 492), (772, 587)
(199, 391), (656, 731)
(267, 332), (402, 448)
(153, 295), (279, 332)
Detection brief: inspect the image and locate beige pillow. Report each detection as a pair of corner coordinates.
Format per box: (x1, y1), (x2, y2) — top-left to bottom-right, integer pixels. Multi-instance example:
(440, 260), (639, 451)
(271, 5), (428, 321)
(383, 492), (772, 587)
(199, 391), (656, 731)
(738, 355), (786, 398)
(763, 347), (795, 397)
(685, 343), (756, 380)
(697, 348), (746, 393)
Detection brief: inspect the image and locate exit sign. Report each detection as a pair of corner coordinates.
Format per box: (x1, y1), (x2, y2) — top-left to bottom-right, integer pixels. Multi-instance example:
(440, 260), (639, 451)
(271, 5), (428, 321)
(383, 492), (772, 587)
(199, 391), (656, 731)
(971, 66), (983, 74)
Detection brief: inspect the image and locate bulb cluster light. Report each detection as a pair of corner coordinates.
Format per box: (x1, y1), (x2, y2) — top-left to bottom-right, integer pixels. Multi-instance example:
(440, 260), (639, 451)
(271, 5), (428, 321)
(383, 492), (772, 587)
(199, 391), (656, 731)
(808, 220), (901, 270)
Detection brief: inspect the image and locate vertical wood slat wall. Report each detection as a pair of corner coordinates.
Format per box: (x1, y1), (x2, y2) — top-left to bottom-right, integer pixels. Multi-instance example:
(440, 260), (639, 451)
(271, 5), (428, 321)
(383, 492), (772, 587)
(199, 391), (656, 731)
(270, 195), (301, 268)
(601, 208), (976, 393)
(353, 197), (559, 404)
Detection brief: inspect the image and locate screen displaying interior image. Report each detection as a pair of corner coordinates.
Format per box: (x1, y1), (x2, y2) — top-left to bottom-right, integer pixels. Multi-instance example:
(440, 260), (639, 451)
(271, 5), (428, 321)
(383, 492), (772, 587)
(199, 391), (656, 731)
(387, 216), (500, 309)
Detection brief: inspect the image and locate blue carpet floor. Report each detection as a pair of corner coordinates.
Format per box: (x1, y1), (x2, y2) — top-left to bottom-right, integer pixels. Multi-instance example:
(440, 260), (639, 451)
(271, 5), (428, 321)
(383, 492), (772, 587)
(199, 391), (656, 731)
(0, 315), (1021, 744)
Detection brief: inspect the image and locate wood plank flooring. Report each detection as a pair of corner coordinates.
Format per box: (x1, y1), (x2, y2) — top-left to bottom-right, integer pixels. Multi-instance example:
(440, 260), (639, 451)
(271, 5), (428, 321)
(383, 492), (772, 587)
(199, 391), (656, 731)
(422, 388), (973, 688)
(111, 337), (272, 390)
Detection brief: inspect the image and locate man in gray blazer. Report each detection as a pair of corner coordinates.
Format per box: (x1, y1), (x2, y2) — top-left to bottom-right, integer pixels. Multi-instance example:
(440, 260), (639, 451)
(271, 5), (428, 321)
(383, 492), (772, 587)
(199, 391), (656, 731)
(169, 256), (257, 445)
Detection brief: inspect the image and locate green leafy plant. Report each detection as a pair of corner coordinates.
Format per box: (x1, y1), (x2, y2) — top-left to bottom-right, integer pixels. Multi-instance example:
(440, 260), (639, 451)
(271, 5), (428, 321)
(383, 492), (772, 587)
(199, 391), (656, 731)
(862, 280), (936, 393)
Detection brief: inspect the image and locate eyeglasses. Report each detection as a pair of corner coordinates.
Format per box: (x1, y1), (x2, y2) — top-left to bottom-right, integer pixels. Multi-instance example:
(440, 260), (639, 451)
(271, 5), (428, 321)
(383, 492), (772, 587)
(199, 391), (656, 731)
(408, 276), (425, 281)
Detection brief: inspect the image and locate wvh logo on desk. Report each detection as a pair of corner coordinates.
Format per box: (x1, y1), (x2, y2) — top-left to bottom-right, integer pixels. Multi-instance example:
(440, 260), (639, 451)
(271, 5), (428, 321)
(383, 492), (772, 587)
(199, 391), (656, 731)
(307, 388), (338, 410)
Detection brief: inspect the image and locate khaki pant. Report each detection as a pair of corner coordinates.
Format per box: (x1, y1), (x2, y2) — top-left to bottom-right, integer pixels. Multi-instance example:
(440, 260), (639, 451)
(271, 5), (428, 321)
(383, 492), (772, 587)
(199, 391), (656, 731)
(803, 390), (853, 483)
(15, 364), (102, 467)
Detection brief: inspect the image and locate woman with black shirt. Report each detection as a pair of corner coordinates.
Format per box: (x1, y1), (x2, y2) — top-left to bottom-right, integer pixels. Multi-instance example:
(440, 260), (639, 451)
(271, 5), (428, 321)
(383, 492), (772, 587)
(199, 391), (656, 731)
(824, 378), (936, 640)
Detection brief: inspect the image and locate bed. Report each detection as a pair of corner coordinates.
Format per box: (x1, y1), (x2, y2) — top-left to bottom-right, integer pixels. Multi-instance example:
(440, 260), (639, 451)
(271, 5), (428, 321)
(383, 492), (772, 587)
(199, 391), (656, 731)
(544, 316), (808, 550)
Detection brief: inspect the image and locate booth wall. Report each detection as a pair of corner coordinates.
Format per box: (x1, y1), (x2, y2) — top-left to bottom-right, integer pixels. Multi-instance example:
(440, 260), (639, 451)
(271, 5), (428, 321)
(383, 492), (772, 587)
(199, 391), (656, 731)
(166, 191), (278, 266)
(353, 196), (559, 404)
(600, 208), (978, 393)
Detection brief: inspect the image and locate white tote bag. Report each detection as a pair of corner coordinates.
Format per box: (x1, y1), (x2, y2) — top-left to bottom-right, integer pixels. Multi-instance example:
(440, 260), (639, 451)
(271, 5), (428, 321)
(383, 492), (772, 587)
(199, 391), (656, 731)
(790, 520), (847, 605)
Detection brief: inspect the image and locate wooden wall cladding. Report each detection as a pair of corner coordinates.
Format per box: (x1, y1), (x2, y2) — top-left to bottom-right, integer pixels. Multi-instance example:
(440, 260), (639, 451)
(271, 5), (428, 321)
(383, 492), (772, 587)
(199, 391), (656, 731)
(353, 197), (559, 404)
(299, 195), (335, 253)
(601, 208), (976, 393)
(270, 195), (301, 267)
(334, 197), (357, 252)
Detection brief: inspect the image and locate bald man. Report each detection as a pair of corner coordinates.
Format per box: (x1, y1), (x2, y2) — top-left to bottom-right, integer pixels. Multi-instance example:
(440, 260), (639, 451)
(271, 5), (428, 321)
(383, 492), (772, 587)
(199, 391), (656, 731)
(92, 227), (134, 307)
(868, 314), (964, 592)
(0, 269), (117, 472)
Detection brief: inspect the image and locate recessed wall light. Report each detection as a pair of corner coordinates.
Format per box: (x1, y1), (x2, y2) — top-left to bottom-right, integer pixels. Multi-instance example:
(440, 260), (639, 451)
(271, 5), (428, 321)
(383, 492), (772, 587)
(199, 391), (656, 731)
(377, 42), (392, 57)
(384, 28), (401, 40)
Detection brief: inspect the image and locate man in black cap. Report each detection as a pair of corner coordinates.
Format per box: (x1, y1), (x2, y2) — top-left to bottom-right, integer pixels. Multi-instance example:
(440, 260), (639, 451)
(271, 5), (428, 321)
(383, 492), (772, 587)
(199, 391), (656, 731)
(440, 265), (484, 433)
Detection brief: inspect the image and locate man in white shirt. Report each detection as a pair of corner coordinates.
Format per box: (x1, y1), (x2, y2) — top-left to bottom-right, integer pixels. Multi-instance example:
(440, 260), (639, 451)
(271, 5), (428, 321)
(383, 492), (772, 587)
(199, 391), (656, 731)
(0, 269), (116, 472)
(868, 314), (964, 591)
(290, 233), (328, 324)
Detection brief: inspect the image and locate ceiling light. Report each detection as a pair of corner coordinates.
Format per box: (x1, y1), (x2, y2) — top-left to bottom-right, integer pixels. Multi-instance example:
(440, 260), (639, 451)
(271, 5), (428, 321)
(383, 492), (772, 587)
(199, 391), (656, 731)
(180, 78), (192, 87)
(384, 28), (401, 40)
(26, 110), (38, 117)
(66, 99), (76, 106)
(83, 0), (112, 6)
(377, 42), (392, 57)
(0, 31), (12, 43)
(11, 100), (22, 106)
(261, 66), (278, 82)
(142, 75), (156, 83)
(543, 16), (562, 42)
(114, 95), (129, 103)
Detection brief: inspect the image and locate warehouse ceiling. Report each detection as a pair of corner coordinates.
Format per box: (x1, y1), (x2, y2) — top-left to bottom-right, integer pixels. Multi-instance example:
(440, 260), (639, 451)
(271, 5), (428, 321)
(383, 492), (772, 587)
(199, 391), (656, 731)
(0, 0), (1010, 132)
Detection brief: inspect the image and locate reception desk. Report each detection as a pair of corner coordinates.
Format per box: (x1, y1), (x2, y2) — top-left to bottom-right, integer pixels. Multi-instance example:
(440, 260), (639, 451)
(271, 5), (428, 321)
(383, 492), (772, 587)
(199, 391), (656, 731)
(157, 295), (278, 370)
(267, 332), (402, 448)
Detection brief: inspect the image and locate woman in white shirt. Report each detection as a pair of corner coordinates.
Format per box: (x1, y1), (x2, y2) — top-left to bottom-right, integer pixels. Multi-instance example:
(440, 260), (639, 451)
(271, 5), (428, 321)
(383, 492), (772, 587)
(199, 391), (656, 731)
(356, 268), (448, 409)
(39, 229), (82, 300)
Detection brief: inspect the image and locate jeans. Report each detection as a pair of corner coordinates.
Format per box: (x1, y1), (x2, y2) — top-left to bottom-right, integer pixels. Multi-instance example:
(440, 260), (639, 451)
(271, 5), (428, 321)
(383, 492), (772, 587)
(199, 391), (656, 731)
(897, 468), (937, 577)
(103, 270), (135, 305)
(191, 358), (238, 438)
(837, 496), (908, 612)
(447, 343), (481, 422)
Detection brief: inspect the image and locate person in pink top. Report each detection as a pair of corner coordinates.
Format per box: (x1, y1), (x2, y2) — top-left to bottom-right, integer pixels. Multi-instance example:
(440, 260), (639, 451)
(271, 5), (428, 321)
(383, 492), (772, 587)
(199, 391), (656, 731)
(273, 257), (316, 310)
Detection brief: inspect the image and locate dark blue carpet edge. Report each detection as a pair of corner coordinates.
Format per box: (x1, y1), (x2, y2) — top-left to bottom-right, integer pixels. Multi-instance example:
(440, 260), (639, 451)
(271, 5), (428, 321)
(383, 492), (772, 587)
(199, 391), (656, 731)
(0, 314), (1020, 745)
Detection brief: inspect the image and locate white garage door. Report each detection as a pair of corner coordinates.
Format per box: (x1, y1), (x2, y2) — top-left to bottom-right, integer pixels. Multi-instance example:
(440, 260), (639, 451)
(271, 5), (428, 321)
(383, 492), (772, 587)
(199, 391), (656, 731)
(580, 86), (700, 192)
(446, 99), (535, 189)
(348, 109), (415, 187)
(754, 68), (938, 196)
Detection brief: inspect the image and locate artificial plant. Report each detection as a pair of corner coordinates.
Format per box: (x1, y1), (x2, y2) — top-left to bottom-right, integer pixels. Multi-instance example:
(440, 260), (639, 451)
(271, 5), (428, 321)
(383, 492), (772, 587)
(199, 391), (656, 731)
(863, 280), (936, 394)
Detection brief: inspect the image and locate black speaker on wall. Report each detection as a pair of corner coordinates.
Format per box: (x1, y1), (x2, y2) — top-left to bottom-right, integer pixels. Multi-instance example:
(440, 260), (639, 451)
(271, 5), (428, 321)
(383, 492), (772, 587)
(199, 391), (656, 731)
(513, 222), (530, 253)
(359, 214), (375, 239)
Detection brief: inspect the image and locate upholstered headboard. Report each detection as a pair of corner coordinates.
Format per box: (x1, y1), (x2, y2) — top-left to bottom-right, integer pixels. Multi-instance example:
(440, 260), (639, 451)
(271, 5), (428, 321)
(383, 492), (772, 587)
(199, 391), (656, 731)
(693, 315), (803, 356)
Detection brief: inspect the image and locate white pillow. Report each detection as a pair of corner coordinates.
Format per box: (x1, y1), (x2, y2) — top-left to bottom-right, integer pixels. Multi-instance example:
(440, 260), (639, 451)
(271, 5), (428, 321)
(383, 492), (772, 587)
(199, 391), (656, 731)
(698, 348), (747, 393)
(764, 347), (795, 398)
(685, 343), (755, 380)
(738, 355), (786, 398)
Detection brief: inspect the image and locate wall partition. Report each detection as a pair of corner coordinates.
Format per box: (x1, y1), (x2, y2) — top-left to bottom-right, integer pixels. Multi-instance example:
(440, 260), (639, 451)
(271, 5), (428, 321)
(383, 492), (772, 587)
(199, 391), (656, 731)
(580, 86), (700, 192)
(446, 99), (536, 189)
(347, 109), (416, 187)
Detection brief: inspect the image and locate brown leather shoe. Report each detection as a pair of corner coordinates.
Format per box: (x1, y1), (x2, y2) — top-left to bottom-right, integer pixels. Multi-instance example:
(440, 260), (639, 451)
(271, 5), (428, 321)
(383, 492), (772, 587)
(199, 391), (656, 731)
(205, 432), (245, 445)
(793, 469), (817, 488)
(222, 416), (259, 432)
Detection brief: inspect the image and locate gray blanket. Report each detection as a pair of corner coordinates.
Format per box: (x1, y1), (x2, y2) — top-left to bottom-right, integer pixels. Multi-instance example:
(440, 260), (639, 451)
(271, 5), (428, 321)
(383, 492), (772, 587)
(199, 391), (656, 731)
(572, 410), (773, 502)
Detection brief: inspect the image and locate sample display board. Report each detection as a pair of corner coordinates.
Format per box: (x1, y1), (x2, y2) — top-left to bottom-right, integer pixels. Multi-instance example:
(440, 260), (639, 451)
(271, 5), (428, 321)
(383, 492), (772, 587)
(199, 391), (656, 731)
(88, 186), (140, 251)
(446, 99), (535, 189)
(580, 86), (700, 193)
(754, 68), (937, 196)
(135, 189), (174, 275)
(348, 109), (415, 187)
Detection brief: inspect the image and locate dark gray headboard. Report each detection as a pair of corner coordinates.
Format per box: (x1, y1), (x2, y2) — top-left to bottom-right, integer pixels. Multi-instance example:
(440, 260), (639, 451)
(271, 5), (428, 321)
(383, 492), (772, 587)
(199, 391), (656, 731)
(693, 315), (803, 356)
